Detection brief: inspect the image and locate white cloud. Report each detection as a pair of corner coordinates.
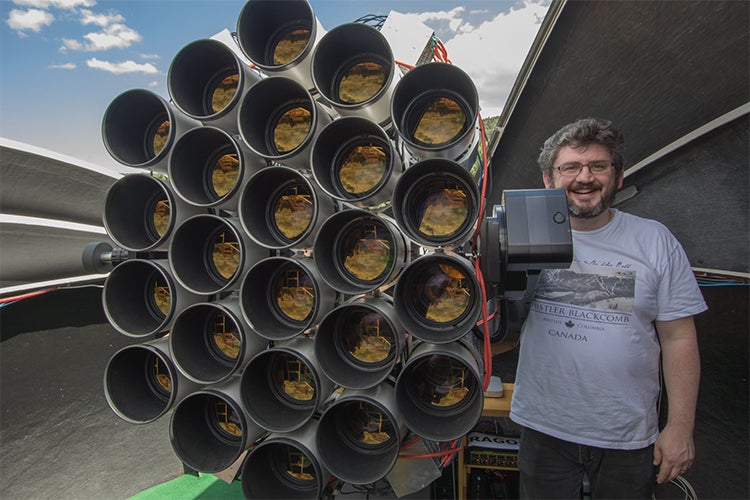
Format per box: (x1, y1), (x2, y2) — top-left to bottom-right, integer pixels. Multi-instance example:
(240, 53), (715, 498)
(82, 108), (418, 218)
(81, 23), (142, 50)
(49, 62), (76, 69)
(80, 8), (123, 27)
(59, 37), (82, 52)
(139, 53), (160, 60)
(443, 0), (550, 117)
(12, 0), (95, 9)
(6, 8), (54, 32)
(147, 80), (159, 88)
(392, 1), (548, 117)
(411, 6), (466, 35)
(86, 57), (158, 74)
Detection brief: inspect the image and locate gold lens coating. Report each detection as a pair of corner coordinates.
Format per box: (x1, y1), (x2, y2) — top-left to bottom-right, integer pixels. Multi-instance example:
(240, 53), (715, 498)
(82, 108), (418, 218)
(274, 106), (311, 154)
(337, 143), (387, 197)
(413, 356), (471, 408)
(211, 73), (239, 114)
(341, 221), (394, 282)
(273, 28), (311, 65)
(150, 354), (172, 394)
(412, 96), (466, 146)
(272, 183), (313, 240)
(342, 401), (395, 446)
(211, 153), (239, 198)
(338, 61), (387, 104)
(273, 353), (315, 402)
(214, 401), (243, 437)
(273, 266), (315, 322)
(211, 230), (241, 280)
(152, 120), (170, 157)
(419, 262), (471, 323)
(417, 182), (469, 238)
(150, 276), (170, 317)
(211, 312), (241, 360)
(280, 444), (315, 481)
(341, 309), (394, 364)
(151, 198), (170, 237)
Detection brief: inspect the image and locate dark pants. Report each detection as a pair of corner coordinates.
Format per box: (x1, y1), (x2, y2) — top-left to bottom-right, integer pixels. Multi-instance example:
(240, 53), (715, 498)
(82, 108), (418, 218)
(517, 427), (657, 499)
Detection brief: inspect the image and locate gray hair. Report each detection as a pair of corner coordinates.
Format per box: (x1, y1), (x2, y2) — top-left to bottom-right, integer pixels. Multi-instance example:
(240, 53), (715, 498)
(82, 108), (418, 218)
(537, 118), (625, 174)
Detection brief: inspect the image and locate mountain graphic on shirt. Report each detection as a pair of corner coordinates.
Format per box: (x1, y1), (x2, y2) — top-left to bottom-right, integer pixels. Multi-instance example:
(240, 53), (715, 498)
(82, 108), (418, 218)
(534, 262), (635, 313)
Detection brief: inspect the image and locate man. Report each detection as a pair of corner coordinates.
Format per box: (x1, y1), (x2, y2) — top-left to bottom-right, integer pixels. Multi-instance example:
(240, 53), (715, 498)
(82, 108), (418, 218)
(510, 118), (707, 498)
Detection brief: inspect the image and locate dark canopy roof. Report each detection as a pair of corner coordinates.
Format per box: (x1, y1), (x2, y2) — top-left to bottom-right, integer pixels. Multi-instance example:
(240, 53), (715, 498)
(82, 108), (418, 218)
(488, 0), (749, 274)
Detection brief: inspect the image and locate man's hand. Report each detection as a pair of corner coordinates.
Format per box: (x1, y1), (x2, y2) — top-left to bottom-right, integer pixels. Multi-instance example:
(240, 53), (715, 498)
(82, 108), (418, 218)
(653, 422), (694, 483)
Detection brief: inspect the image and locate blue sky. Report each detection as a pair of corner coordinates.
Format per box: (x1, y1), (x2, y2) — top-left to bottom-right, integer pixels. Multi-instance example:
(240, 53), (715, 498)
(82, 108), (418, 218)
(1, 0), (549, 173)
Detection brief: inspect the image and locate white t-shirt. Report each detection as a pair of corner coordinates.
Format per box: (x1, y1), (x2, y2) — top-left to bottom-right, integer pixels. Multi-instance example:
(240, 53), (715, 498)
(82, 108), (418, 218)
(510, 209), (707, 450)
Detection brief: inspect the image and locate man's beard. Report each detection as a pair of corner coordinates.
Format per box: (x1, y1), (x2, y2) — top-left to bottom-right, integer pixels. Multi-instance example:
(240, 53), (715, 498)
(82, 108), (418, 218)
(566, 181), (617, 219)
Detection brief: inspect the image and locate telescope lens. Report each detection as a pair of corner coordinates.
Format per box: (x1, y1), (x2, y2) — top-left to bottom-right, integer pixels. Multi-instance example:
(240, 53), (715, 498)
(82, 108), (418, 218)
(148, 196), (170, 238)
(411, 355), (474, 409)
(272, 265), (315, 322)
(410, 261), (472, 324)
(272, 106), (312, 154)
(210, 152), (240, 198)
(337, 61), (387, 104)
(209, 229), (241, 281)
(338, 219), (394, 283)
(145, 274), (170, 318)
(145, 353), (172, 398)
(414, 180), (470, 239)
(270, 182), (314, 241)
(210, 73), (240, 114)
(150, 119), (170, 158)
(210, 398), (243, 439)
(207, 311), (241, 361)
(336, 308), (395, 365)
(336, 141), (388, 198)
(411, 96), (467, 147)
(272, 28), (311, 65)
(339, 401), (396, 448)
(271, 444), (316, 483)
(271, 353), (315, 404)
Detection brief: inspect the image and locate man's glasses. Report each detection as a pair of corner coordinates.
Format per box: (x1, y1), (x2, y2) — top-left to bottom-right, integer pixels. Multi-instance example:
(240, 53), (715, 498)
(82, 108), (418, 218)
(551, 161), (614, 176)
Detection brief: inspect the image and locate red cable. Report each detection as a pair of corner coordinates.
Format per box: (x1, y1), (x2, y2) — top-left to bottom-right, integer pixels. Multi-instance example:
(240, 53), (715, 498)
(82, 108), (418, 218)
(471, 115), (492, 391)
(0, 286), (58, 305)
(395, 59), (415, 70)
(399, 445), (463, 459)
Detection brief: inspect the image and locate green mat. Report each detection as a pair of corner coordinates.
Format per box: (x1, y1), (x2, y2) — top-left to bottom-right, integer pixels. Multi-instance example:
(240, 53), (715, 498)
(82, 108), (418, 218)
(130, 473), (244, 500)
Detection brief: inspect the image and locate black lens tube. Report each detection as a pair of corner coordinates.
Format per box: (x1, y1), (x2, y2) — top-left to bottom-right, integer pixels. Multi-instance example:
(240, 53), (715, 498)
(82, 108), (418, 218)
(313, 209), (408, 294)
(315, 383), (404, 485)
(170, 299), (267, 385)
(169, 126), (266, 211)
(104, 337), (200, 424)
(311, 23), (398, 126)
(239, 165), (336, 250)
(236, 0), (324, 90)
(169, 214), (268, 295)
(241, 335), (334, 432)
(102, 89), (200, 172)
(392, 158), (480, 249)
(395, 340), (483, 441)
(168, 38), (261, 134)
(240, 256), (336, 341)
(311, 116), (403, 210)
(240, 419), (330, 499)
(393, 251), (481, 344)
(314, 296), (405, 390)
(170, 379), (263, 473)
(238, 76), (332, 171)
(103, 259), (201, 338)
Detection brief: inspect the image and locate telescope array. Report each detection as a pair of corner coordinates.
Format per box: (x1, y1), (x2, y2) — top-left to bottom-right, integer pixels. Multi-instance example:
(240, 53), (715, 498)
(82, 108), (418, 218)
(98, 1), (571, 497)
